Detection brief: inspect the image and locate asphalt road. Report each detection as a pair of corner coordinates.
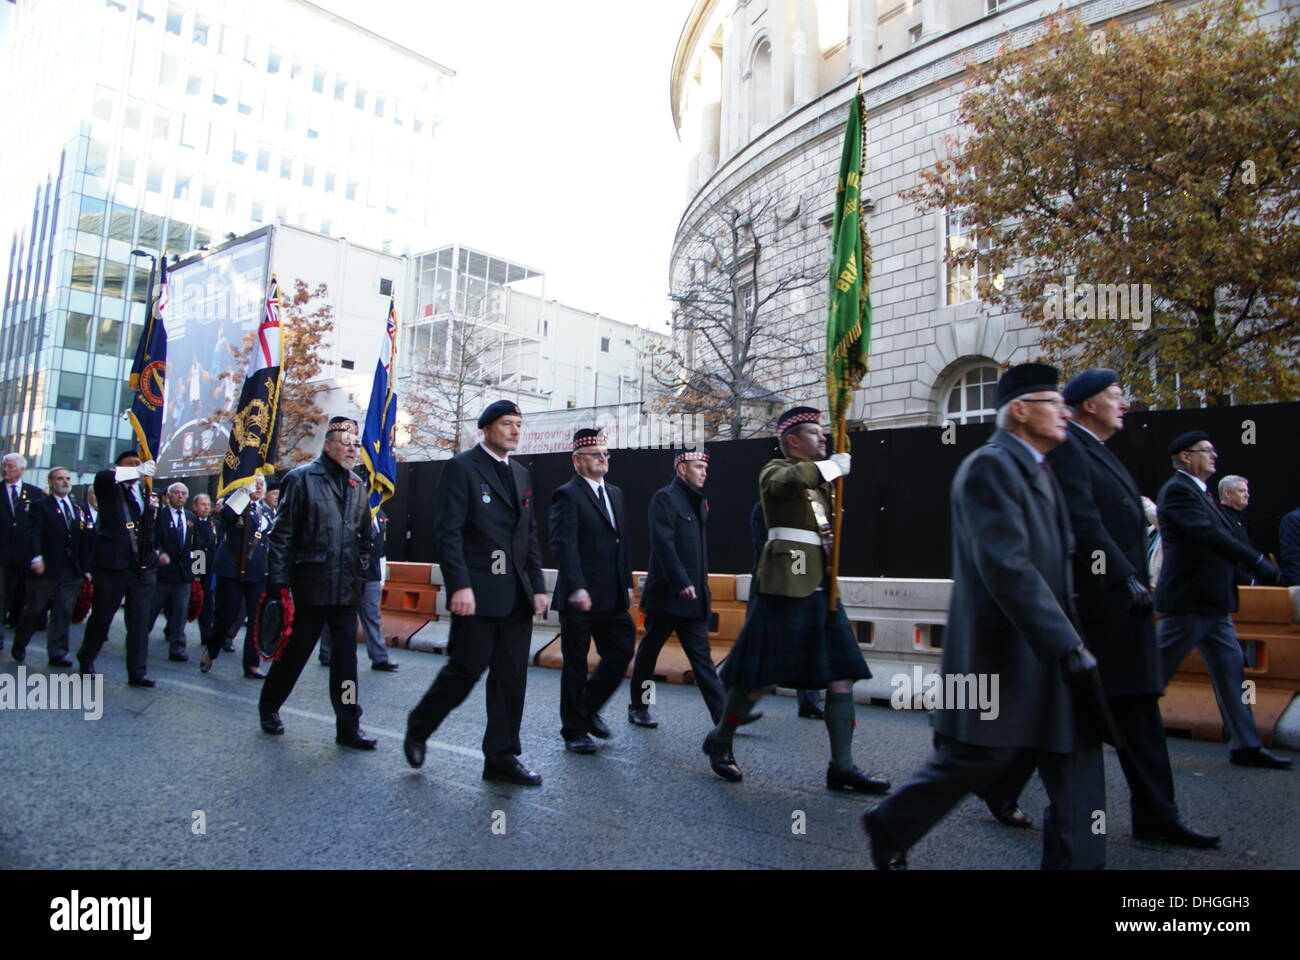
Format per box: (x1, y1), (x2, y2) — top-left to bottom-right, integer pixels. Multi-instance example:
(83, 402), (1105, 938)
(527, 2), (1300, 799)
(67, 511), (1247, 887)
(2, 623), (1296, 871)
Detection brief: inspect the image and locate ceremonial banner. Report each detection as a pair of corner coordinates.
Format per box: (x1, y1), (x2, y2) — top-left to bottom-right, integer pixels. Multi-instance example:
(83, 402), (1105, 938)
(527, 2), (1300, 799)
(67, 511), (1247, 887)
(128, 257), (168, 481)
(360, 298), (398, 514)
(826, 92), (872, 428)
(217, 276), (283, 497)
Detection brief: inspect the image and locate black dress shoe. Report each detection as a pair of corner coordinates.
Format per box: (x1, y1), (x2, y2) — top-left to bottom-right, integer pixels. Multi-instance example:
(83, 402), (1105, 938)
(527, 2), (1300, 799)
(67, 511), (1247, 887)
(798, 704), (825, 720)
(827, 763), (891, 794)
(862, 810), (908, 870)
(49, 657), (73, 668)
(587, 712), (611, 739)
(1229, 747), (1293, 769)
(1134, 819), (1220, 848)
(986, 800), (1034, 829)
(11, 648), (25, 663)
(702, 731), (743, 782)
(371, 661), (399, 672)
(564, 733), (598, 754)
(260, 712), (285, 735)
(243, 669), (265, 680)
(77, 657), (95, 675)
(482, 758), (542, 786)
(128, 677), (156, 688)
(168, 654), (190, 662)
(709, 710), (765, 727)
(222, 643), (236, 653)
(628, 706), (658, 728)
(336, 730), (378, 750)
(403, 730), (426, 769)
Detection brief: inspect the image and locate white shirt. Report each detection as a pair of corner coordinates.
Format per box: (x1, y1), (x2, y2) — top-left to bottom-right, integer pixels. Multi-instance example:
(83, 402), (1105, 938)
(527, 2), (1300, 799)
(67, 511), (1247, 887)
(1176, 469), (1208, 494)
(479, 442), (509, 464)
(583, 475), (616, 528)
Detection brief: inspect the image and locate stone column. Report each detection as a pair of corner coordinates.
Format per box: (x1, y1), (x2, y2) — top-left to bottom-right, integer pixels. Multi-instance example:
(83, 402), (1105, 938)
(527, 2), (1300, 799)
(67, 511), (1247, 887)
(851, 0), (877, 73)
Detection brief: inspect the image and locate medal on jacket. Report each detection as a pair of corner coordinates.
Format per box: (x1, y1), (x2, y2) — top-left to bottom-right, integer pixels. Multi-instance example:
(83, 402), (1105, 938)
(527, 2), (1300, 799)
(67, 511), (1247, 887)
(806, 489), (833, 560)
(481, 483), (491, 504)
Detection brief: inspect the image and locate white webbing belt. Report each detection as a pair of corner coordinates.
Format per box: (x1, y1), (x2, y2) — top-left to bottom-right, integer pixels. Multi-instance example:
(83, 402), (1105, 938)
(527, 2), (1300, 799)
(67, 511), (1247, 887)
(767, 526), (821, 547)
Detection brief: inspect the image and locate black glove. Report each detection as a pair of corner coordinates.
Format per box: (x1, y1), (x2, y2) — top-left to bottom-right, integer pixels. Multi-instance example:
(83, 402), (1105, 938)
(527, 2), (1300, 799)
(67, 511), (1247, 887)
(1060, 645), (1099, 689)
(1252, 556), (1280, 585)
(1120, 574), (1153, 617)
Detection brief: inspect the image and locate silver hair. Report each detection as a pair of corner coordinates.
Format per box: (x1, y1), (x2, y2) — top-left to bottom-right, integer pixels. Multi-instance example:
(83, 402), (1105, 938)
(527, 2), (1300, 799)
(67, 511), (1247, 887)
(191, 493), (211, 505)
(1218, 475), (1247, 498)
(995, 403), (1016, 430)
(46, 466), (71, 479)
(3, 452), (26, 469)
(167, 482), (189, 495)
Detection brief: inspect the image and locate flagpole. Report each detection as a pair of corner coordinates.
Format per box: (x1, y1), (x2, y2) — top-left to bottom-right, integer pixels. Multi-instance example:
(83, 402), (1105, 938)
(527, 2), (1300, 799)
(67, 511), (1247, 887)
(827, 76), (867, 614)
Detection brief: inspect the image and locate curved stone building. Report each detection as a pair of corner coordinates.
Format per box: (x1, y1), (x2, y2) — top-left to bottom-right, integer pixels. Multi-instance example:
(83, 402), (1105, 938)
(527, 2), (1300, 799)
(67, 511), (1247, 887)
(669, 0), (1292, 429)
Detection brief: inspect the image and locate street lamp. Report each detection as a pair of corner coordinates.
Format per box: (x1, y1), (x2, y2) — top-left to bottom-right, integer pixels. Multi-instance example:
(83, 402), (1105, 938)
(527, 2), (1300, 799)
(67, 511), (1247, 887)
(129, 248), (156, 316)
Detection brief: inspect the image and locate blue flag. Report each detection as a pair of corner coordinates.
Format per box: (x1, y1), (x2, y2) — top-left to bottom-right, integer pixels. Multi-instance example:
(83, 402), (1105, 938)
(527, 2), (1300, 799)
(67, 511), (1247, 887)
(360, 298), (398, 514)
(128, 257), (168, 485)
(217, 276), (283, 498)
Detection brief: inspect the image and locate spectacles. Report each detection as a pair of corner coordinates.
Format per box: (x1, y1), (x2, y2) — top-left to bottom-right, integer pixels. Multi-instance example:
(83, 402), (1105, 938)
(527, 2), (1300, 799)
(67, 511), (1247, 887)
(1186, 446), (1217, 455)
(1017, 398), (1069, 410)
(334, 438), (360, 449)
(576, 452), (611, 461)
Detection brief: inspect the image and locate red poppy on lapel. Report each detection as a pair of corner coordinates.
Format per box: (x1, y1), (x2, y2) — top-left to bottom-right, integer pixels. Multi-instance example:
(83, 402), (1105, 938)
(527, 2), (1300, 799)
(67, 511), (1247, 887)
(348, 476), (358, 487)
(523, 490), (532, 509)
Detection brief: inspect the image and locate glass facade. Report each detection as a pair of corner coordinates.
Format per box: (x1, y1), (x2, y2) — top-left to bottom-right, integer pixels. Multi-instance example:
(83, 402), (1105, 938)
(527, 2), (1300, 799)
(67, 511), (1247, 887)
(0, 0), (453, 482)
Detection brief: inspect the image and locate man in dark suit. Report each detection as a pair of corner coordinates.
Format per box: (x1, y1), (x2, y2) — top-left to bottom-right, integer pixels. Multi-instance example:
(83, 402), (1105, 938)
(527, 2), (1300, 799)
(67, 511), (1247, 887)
(863, 364), (1106, 870)
(1217, 475), (1258, 587)
(76, 450), (161, 686)
(2, 452), (46, 652)
(189, 494), (218, 656)
(980, 370), (1219, 847)
(629, 447), (733, 728)
(258, 425), (375, 748)
(1280, 506), (1300, 587)
(10, 466), (91, 667)
(1155, 432), (1290, 769)
(548, 429), (635, 753)
(148, 482), (196, 662)
(199, 479), (272, 679)
(404, 400), (548, 785)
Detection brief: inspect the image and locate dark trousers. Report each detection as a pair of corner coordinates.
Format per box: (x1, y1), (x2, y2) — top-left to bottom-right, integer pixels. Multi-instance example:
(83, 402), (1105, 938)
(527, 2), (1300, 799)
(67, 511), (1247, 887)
(408, 596), (532, 762)
(1, 563), (26, 637)
(630, 612), (724, 721)
(13, 576), (81, 661)
(259, 603), (362, 734)
(558, 608), (634, 739)
(980, 693), (1179, 832)
(149, 580), (191, 656)
(1158, 613), (1261, 753)
(873, 729), (1106, 870)
(78, 567), (155, 681)
(196, 578), (216, 649)
(207, 577), (264, 672)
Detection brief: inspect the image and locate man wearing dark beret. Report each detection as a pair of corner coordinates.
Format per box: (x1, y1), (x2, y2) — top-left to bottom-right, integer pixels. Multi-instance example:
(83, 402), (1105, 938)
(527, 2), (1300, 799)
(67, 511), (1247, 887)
(865, 363), (1106, 869)
(979, 370), (1219, 847)
(702, 406), (888, 793)
(547, 430), (634, 753)
(404, 400), (549, 785)
(1154, 432), (1289, 768)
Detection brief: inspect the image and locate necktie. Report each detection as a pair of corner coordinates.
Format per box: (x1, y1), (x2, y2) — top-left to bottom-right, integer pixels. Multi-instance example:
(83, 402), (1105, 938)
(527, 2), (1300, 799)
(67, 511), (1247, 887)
(60, 498), (72, 528)
(494, 459), (516, 502)
(596, 485), (615, 529)
(8, 485), (16, 511)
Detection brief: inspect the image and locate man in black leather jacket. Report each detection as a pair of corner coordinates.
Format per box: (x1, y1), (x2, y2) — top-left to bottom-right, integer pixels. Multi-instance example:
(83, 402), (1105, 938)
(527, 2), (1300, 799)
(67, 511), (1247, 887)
(257, 425), (375, 749)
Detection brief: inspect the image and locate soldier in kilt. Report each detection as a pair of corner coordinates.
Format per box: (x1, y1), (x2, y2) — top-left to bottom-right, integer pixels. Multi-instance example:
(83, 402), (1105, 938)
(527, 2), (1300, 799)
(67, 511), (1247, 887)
(702, 406), (890, 794)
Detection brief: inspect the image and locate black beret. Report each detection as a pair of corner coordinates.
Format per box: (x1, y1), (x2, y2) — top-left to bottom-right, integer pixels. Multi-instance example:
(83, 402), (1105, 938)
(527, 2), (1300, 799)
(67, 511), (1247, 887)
(572, 428), (604, 450)
(1167, 431), (1211, 456)
(673, 446), (709, 468)
(1062, 368), (1118, 406)
(478, 400), (522, 429)
(265, 475), (282, 491)
(996, 362), (1060, 408)
(776, 406), (822, 440)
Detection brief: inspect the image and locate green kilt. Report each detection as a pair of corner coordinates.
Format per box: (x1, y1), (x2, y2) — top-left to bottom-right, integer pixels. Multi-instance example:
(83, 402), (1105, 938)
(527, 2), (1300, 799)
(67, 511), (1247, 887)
(719, 591), (870, 691)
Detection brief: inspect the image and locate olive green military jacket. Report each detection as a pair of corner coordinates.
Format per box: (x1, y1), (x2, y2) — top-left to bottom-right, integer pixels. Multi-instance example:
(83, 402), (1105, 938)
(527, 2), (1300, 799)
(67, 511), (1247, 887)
(754, 457), (836, 598)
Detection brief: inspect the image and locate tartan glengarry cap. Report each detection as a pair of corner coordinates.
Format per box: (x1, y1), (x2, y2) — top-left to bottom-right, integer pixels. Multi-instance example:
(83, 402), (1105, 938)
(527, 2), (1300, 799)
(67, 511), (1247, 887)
(673, 445), (709, 469)
(995, 363), (1060, 408)
(1062, 368), (1118, 406)
(572, 429), (605, 451)
(1168, 431), (1211, 457)
(478, 400), (523, 429)
(776, 406), (822, 440)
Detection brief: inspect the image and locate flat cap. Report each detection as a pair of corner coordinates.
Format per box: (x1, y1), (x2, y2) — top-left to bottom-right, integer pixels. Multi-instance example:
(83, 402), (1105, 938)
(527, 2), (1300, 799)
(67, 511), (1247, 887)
(996, 362), (1060, 408)
(1167, 431), (1211, 456)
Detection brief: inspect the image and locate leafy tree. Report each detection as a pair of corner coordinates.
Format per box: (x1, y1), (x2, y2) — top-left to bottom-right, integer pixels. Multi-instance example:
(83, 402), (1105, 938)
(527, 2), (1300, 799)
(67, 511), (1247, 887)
(394, 317), (498, 458)
(906, 0), (1300, 406)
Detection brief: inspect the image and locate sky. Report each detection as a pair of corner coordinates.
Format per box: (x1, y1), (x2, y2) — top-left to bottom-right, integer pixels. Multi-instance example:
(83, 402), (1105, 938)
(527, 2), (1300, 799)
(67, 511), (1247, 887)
(313, 0), (698, 331)
(0, 0), (697, 332)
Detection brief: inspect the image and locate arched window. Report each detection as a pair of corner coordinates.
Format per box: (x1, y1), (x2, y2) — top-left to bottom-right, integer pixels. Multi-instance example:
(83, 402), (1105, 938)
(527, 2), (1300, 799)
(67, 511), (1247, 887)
(942, 361), (999, 424)
(750, 38), (772, 132)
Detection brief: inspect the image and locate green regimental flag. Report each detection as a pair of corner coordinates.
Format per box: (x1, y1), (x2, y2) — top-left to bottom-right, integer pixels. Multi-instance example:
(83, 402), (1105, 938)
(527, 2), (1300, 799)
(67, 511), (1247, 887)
(826, 93), (871, 430)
